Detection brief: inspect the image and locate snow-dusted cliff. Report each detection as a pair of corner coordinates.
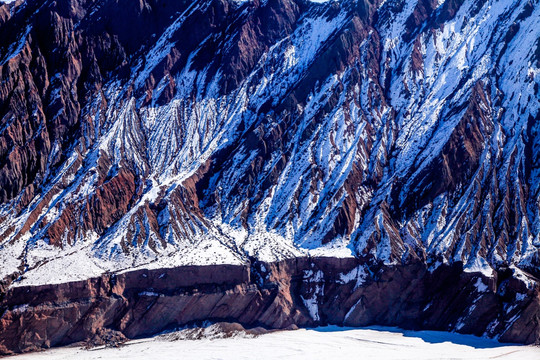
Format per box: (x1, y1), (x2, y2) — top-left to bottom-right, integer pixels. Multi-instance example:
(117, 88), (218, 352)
(0, 0), (539, 353)
(0, 0), (538, 286)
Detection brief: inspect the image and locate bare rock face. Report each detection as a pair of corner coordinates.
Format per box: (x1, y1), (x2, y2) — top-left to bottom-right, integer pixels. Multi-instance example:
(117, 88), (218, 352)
(0, 258), (539, 355)
(0, 0), (539, 354)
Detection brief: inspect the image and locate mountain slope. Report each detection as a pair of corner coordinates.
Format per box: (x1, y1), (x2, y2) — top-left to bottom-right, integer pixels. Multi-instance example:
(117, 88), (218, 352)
(1, 0), (538, 285)
(0, 0), (539, 353)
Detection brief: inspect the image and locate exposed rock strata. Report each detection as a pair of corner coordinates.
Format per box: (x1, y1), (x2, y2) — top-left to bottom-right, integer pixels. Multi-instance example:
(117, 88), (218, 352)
(0, 257), (538, 355)
(0, 0), (537, 277)
(0, 0), (539, 355)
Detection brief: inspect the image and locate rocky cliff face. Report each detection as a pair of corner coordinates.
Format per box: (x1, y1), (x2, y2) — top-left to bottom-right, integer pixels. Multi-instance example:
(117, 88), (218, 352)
(1, 258), (539, 354)
(0, 0), (539, 353)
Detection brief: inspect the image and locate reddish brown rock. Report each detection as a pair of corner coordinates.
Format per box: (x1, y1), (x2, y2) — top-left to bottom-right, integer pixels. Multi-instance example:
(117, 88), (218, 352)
(0, 258), (538, 355)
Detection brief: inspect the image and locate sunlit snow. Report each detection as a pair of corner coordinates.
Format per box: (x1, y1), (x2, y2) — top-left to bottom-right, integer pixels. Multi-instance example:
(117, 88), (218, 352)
(11, 326), (540, 360)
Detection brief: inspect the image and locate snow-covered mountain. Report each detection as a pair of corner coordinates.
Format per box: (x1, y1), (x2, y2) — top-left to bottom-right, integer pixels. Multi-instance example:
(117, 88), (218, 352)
(0, 0), (539, 354)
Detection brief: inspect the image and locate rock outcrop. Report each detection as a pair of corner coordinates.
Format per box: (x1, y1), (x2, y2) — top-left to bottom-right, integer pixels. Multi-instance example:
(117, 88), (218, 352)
(0, 257), (539, 355)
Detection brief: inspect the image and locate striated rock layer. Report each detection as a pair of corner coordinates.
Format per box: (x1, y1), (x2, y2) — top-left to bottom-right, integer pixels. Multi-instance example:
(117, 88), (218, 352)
(0, 257), (539, 355)
(0, 0), (539, 353)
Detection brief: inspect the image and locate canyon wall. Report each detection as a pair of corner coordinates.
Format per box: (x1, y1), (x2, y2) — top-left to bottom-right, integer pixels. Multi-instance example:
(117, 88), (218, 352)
(1, 257), (538, 355)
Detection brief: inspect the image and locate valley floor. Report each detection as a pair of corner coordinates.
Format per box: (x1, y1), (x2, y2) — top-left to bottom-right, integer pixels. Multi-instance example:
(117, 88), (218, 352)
(11, 326), (540, 360)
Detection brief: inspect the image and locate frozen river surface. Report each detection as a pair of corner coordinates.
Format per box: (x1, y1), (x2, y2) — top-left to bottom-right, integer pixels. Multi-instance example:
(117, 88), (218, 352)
(13, 326), (540, 360)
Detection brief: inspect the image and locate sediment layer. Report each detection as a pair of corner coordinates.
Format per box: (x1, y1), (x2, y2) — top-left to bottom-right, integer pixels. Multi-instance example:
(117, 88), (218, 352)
(1, 257), (538, 355)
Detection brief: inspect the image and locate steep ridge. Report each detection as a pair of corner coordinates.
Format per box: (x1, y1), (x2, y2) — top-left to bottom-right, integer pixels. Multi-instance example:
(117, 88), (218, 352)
(0, 0), (539, 353)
